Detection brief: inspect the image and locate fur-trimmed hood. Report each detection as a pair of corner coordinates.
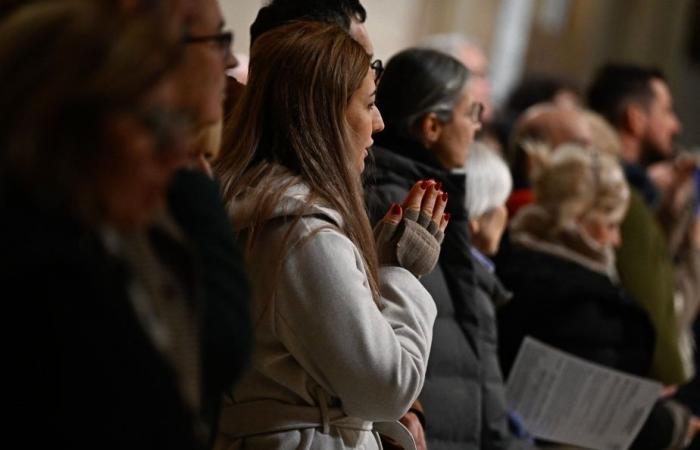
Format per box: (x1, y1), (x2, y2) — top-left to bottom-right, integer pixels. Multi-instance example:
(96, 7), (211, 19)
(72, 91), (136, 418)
(227, 168), (343, 233)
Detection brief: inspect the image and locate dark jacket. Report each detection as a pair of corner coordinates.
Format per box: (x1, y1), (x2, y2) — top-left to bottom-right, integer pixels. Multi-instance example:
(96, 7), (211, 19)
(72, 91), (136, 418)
(497, 236), (688, 450)
(471, 249), (533, 450)
(497, 244), (655, 378)
(2, 184), (204, 450)
(168, 169), (252, 442)
(364, 132), (529, 450)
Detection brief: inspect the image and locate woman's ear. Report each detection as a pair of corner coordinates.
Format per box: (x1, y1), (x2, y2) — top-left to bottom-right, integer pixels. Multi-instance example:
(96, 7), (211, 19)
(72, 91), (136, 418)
(418, 112), (443, 148)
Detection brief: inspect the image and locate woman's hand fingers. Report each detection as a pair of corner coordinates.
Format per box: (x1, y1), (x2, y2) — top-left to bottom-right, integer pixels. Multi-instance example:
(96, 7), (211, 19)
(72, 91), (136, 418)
(420, 181), (441, 218)
(399, 179), (447, 229)
(402, 180), (432, 213)
(431, 190), (448, 224)
(438, 212), (450, 233)
(381, 203), (403, 225)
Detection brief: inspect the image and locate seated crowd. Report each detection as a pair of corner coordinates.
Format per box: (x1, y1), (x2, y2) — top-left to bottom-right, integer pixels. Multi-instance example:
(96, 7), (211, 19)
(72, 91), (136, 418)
(2, 1), (699, 450)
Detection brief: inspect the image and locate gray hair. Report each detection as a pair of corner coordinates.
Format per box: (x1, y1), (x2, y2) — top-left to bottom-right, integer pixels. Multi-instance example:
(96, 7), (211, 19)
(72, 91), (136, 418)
(464, 142), (513, 219)
(376, 47), (470, 140)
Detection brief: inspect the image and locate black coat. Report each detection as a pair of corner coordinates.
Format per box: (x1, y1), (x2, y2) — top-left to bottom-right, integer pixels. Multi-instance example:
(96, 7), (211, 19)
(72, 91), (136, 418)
(364, 133), (529, 450)
(496, 245), (655, 378)
(2, 185), (203, 450)
(168, 170), (252, 442)
(497, 244), (686, 450)
(472, 252), (533, 450)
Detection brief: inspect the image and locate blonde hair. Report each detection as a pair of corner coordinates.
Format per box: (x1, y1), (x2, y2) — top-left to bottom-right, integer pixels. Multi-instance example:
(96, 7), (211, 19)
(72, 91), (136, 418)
(525, 142), (629, 228)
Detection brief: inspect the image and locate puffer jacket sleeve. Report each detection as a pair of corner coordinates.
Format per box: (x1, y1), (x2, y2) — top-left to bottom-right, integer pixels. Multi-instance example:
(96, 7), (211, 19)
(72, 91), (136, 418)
(273, 226), (437, 421)
(481, 337), (536, 450)
(365, 181), (409, 226)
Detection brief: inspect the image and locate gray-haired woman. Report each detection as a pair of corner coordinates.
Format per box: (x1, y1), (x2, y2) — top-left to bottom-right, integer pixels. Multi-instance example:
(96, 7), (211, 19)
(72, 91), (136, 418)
(364, 47), (533, 450)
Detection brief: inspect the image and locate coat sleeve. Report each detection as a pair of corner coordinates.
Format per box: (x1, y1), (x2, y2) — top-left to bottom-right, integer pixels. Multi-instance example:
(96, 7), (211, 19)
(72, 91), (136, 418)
(481, 336), (535, 450)
(273, 227), (437, 421)
(167, 169), (252, 428)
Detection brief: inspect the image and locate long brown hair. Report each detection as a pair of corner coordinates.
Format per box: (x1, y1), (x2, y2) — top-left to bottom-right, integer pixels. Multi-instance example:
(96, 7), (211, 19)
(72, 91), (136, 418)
(215, 21), (382, 303)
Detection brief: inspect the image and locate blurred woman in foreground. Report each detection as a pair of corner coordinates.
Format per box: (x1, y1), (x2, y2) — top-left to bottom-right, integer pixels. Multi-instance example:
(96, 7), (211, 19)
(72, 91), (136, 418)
(0, 2), (206, 448)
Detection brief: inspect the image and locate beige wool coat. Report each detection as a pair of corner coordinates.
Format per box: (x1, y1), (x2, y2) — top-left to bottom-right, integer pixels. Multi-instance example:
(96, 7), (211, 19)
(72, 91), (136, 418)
(215, 175), (437, 450)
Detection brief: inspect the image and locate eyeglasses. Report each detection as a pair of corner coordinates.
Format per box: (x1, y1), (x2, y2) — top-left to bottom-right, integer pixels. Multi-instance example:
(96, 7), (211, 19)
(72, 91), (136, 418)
(469, 102), (484, 124)
(371, 59), (384, 85)
(183, 30), (234, 59)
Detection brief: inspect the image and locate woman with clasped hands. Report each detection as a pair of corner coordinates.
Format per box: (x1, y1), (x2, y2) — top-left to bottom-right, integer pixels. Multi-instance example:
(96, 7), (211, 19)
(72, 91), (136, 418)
(213, 21), (449, 450)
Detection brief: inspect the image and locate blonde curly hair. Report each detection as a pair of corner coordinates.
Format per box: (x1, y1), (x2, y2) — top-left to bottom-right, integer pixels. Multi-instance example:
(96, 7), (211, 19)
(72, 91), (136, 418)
(524, 142), (629, 228)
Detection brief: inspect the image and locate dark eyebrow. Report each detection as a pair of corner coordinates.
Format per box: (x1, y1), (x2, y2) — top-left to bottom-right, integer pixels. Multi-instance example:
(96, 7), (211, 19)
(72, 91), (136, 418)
(218, 20), (225, 31)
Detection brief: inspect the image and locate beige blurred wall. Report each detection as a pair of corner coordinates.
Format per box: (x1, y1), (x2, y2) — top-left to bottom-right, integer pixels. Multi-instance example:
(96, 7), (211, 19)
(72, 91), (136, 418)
(525, 0), (700, 147)
(222, 0), (501, 60)
(222, 0), (700, 147)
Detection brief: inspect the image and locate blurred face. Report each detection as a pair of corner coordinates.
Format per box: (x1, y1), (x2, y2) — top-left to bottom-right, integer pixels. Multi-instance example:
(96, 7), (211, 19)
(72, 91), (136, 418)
(640, 78), (681, 162)
(431, 88), (482, 169)
(470, 205), (508, 256)
(176, 0), (237, 126)
(550, 109), (592, 147)
(346, 68), (385, 173)
(581, 215), (623, 249)
(459, 45), (493, 123)
(552, 89), (581, 109)
(186, 121), (221, 178)
(98, 76), (190, 231)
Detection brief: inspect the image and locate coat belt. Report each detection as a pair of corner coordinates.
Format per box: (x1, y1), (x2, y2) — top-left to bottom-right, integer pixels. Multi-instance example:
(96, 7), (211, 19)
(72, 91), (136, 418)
(218, 400), (416, 450)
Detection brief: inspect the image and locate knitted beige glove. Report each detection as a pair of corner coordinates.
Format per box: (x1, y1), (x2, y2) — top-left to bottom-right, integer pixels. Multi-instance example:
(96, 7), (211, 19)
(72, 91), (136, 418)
(374, 208), (444, 277)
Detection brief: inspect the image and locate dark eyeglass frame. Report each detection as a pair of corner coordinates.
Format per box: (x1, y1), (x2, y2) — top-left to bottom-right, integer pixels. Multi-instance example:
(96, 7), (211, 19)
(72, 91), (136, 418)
(469, 102), (484, 124)
(371, 59), (384, 85)
(183, 30), (234, 58)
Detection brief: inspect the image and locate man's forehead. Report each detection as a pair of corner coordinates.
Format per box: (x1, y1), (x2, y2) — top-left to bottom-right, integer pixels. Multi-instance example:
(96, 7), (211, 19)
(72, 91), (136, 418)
(460, 45), (488, 75)
(349, 19), (374, 56)
(183, 0), (222, 28)
(650, 78), (672, 104)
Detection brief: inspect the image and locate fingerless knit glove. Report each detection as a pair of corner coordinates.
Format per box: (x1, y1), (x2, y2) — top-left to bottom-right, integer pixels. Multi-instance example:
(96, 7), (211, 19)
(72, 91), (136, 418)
(374, 208), (444, 277)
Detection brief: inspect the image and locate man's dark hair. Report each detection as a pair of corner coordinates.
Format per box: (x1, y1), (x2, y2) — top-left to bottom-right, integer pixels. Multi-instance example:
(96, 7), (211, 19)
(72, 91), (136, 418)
(250, 0), (366, 46)
(586, 63), (666, 128)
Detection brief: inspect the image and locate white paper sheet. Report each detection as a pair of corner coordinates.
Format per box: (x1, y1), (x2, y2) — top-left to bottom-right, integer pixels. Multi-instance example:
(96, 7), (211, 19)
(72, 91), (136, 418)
(506, 337), (662, 450)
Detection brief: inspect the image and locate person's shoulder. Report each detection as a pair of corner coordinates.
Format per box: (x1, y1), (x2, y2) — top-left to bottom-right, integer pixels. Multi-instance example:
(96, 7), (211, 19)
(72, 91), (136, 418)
(499, 246), (598, 297)
(269, 203), (353, 257)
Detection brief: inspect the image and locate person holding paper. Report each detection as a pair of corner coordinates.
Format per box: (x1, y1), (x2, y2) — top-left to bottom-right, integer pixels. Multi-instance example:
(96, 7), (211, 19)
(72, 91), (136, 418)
(496, 142), (698, 449)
